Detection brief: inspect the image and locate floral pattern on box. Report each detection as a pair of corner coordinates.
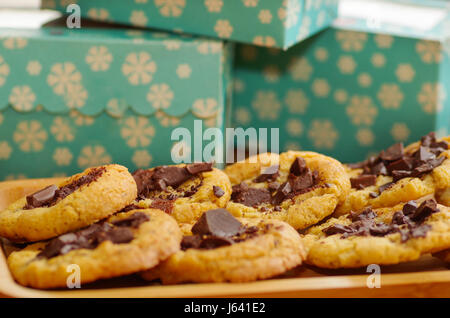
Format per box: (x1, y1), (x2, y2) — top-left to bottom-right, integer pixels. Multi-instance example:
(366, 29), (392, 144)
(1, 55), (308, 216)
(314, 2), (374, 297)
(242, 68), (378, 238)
(232, 26), (450, 163)
(41, 0), (339, 49)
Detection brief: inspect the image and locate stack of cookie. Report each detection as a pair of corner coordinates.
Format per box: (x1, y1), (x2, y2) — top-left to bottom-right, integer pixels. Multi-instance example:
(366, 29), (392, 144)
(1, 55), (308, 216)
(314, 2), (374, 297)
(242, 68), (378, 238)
(0, 132), (449, 289)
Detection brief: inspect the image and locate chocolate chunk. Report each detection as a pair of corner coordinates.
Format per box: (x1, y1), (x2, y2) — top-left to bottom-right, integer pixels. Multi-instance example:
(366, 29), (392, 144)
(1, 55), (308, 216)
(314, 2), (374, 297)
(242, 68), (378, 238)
(199, 236), (234, 249)
(191, 209), (243, 238)
(414, 146), (436, 163)
(387, 157), (414, 173)
(409, 224), (431, 239)
(26, 185), (58, 209)
(402, 201), (418, 216)
(350, 174), (377, 190)
(347, 161), (366, 169)
(378, 182), (394, 193)
(106, 227), (134, 244)
(380, 143), (404, 162)
(254, 165), (279, 183)
(185, 162), (213, 175)
(420, 132), (435, 147)
(412, 156), (445, 177)
(289, 170), (314, 192)
(212, 185), (225, 198)
(349, 208), (377, 222)
(268, 182), (280, 192)
(290, 157), (308, 176)
(180, 235), (202, 250)
(369, 192), (379, 198)
(231, 183), (272, 207)
(149, 198), (174, 214)
(323, 224), (353, 236)
(152, 166), (191, 189)
(391, 170), (412, 182)
(119, 204), (145, 213)
(371, 162), (388, 175)
(111, 212), (150, 228)
(271, 182), (292, 205)
(132, 169), (154, 197)
(409, 199), (439, 223)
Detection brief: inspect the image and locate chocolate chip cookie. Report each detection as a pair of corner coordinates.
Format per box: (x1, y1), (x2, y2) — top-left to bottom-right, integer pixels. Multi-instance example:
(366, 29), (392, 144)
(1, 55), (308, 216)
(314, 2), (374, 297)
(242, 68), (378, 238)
(0, 164), (137, 242)
(225, 151), (350, 229)
(141, 208), (305, 284)
(129, 162), (231, 224)
(7, 209), (181, 289)
(304, 199), (450, 268)
(335, 132), (450, 216)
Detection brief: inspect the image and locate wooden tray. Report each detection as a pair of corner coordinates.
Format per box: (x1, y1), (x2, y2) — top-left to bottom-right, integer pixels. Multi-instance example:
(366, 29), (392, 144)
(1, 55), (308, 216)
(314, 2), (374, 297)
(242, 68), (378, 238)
(0, 178), (449, 298)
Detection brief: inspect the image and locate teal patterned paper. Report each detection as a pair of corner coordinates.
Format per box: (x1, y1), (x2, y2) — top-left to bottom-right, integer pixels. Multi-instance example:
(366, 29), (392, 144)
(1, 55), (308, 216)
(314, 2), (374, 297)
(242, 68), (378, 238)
(232, 24), (450, 163)
(0, 25), (233, 180)
(41, 0), (339, 49)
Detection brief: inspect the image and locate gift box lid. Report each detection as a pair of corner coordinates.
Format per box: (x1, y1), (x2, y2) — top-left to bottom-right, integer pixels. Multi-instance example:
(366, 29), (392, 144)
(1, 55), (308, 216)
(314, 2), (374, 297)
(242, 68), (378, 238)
(41, 0), (339, 50)
(0, 9), (233, 118)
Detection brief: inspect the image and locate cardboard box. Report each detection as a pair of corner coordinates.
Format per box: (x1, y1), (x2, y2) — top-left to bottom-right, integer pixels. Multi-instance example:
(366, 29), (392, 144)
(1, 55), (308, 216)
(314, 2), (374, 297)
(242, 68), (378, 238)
(0, 11), (233, 180)
(232, 0), (450, 162)
(41, 0), (339, 49)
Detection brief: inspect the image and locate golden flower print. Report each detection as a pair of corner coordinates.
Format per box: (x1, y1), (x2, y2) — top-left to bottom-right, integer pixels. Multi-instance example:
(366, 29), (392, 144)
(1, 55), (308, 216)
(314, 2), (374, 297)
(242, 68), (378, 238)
(284, 141), (301, 151)
(296, 16), (311, 41)
(51, 117), (75, 142)
(0, 113), (3, 125)
(176, 64), (191, 79)
(252, 36), (276, 48)
(308, 120), (338, 149)
(285, 89), (309, 114)
(155, 0), (186, 17)
(374, 34), (394, 49)
(214, 20), (233, 38)
(64, 84), (88, 109)
(233, 78), (245, 93)
(4, 174), (27, 181)
(0, 55), (9, 87)
(311, 79), (330, 98)
(9, 85), (36, 111)
(164, 40), (182, 50)
(240, 45), (258, 61)
(288, 57), (312, 81)
(155, 110), (180, 127)
(252, 91), (281, 120)
(70, 110), (95, 126)
(130, 10), (148, 26)
(53, 147), (73, 166)
(286, 119), (303, 137)
(314, 47), (328, 62)
(242, 0), (258, 7)
(122, 52), (157, 85)
(47, 62), (82, 96)
(203, 117), (218, 128)
(234, 107), (251, 125)
(258, 10), (272, 24)
(336, 30), (367, 52)
(106, 98), (128, 117)
(205, 0), (223, 12)
(278, 0), (301, 29)
(121, 116), (155, 148)
(334, 89), (348, 104)
(86, 46), (113, 72)
(346, 95), (378, 126)
(26, 61), (42, 76)
(391, 123), (410, 142)
(146, 83), (174, 109)
(78, 145), (112, 168)
(356, 128), (374, 146)
(416, 40), (441, 63)
(418, 83), (444, 114)
(197, 42), (222, 55)
(263, 65), (280, 83)
(132, 150), (153, 168)
(371, 53), (386, 68)
(395, 64), (415, 83)
(192, 98), (219, 118)
(0, 141), (12, 159)
(87, 8), (110, 21)
(3, 38), (27, 50)
(337, 55), (357, 74)
(358, 73), (372, 88)
(13, 120), (47, 152)
(377, 84), (404, 109)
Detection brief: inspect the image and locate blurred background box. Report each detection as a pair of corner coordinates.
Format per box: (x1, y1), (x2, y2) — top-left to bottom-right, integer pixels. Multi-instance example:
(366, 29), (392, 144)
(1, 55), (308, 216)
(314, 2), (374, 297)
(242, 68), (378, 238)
(0, 10), (233, 180)
(232, 0), (450, 163)
(41, 0), (339, 49)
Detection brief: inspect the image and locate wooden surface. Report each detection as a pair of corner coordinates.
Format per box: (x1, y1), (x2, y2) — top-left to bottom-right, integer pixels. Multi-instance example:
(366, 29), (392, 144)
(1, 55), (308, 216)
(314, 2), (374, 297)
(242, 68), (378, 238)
(0, 178), (449, 298)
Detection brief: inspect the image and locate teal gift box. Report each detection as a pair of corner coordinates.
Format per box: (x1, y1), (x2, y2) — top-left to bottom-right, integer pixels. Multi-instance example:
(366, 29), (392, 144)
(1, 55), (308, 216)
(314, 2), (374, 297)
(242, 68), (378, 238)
(0, 11), (233, 180)
(41, 0), (338, 49)
(232, 0), (450, 163)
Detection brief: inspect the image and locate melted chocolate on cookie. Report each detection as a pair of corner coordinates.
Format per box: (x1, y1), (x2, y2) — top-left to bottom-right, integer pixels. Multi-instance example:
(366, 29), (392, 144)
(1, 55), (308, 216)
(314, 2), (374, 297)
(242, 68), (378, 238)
(180, 209), (269, 250)
(37, 212), (150, 259)
(24, 167), (106, 210)
(132, 162), (213, 213)
(231, 157), (322, 209)
(323, 199), (440, 242)
(348, 132), (448, 191)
